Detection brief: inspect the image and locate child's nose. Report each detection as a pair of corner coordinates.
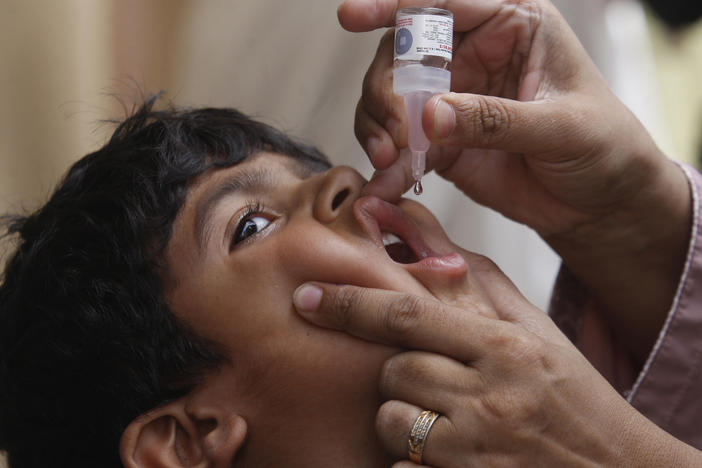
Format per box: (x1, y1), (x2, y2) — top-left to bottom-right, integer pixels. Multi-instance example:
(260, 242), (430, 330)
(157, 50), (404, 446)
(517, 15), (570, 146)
(313, 166), (364, 224)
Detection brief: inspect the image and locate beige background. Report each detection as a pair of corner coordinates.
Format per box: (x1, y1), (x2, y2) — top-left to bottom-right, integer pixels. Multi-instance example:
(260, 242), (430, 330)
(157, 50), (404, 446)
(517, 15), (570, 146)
(1, 2), (702, 465)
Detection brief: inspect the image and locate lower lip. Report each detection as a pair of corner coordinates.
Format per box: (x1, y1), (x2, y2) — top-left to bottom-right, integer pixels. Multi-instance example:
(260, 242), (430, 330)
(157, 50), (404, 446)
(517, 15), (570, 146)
(407, 252), (468, 276)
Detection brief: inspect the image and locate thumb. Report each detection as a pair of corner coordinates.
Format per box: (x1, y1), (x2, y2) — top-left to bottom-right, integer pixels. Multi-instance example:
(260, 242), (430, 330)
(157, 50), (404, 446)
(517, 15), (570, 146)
(424, 92), (580, 154)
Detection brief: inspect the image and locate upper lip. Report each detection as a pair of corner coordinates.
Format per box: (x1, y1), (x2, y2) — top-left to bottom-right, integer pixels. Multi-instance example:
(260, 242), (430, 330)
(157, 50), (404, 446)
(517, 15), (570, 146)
(353, 196), (436, 262)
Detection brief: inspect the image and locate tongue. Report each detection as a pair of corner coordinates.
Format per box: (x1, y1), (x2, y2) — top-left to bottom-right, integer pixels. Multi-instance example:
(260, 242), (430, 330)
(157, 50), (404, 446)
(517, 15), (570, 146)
(385, 242), (417, 264)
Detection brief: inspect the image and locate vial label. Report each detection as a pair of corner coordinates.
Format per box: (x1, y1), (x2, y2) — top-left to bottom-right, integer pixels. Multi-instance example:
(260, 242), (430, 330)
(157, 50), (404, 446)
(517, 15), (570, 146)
(394, 14), (453, 62)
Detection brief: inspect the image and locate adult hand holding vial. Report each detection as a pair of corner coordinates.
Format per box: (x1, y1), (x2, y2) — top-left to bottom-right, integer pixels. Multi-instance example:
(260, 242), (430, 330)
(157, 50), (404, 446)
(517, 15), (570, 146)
(341, 0), (688, 326)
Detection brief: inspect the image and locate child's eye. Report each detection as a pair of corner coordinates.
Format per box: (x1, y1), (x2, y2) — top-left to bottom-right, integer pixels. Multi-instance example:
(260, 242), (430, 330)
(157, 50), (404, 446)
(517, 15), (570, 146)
(232, 214), (272, 246)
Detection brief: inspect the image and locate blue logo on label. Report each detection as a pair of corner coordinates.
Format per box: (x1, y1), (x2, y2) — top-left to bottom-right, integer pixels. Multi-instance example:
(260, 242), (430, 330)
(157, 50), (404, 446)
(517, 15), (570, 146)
(395, 28), (412, 55)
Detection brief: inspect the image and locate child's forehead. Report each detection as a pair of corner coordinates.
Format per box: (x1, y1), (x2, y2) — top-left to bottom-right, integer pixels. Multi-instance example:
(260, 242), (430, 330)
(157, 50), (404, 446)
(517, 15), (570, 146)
(268, 151), (328, 179)
(190, 151), (326, 192)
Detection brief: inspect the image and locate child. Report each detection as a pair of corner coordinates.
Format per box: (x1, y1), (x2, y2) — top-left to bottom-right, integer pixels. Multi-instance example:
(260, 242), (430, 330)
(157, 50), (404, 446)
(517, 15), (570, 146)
(0, 96), (472, 467)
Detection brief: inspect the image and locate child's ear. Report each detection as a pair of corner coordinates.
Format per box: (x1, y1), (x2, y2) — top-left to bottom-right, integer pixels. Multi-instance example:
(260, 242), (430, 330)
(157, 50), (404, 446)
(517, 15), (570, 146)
(119, 397), (247, 468)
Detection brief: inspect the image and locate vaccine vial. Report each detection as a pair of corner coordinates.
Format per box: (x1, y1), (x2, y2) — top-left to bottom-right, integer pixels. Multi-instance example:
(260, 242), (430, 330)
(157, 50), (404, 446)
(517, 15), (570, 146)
(393, 7), (453, 195)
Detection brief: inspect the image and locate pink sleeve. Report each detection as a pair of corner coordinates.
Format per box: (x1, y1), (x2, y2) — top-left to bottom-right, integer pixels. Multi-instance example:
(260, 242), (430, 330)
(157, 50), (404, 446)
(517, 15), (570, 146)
(549, 163), (702, 449)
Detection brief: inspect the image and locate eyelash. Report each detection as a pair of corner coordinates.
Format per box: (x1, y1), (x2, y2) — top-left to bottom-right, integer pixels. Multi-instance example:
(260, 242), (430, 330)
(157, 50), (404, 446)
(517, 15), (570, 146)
(230, 201), (269, 249)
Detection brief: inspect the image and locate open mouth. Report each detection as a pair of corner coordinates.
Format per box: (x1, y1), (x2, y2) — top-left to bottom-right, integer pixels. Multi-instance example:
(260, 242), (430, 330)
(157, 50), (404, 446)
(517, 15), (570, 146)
(354, 196), (435, 265)
(353, 196), (468, 277)
(382, 232), (419, 264)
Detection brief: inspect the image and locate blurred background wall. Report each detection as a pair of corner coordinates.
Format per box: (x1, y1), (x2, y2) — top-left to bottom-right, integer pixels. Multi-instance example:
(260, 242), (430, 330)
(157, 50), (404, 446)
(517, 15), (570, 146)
(1, 2), (702, 463)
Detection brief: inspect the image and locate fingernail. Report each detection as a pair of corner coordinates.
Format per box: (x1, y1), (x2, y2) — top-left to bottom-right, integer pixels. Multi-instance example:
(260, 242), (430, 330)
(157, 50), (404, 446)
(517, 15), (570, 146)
(433, 97), (456, 139)
(293, 284), (322, 313)
(367, 135), (381, 162)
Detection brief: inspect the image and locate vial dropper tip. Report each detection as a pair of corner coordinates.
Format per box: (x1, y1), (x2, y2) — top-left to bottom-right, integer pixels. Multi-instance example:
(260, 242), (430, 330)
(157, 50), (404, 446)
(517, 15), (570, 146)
(413, 180), (423, 195)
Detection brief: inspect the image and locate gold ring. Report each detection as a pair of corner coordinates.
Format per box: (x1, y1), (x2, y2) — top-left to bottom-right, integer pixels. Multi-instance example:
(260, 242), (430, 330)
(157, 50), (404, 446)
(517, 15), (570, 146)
(408, 409), (440, 464)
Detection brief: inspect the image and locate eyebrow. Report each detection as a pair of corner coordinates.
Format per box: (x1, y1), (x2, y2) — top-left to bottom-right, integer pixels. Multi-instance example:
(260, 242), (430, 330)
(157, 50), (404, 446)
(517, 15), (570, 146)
(195, 166), (277, 251)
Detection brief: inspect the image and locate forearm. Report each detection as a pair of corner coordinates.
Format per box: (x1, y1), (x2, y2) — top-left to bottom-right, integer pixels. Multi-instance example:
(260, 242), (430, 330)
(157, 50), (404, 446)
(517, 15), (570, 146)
(545, 155), (692, 364)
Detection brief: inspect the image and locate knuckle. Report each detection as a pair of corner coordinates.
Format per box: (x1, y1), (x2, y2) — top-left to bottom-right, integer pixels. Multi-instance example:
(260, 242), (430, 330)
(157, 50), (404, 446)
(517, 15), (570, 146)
(354, 102), (379, 148)
(379, 353), (426, 394)
(375, 400), (411, 444)
(481, 387), (544, 431)
(479, 393), (521, 428)
(485, 325), (546, 366)
(361, 71), (395, 123)
(379, 356), (400, 394)
(515, 395), (543, 423)
(378, 29), (395, 53)
(484, 325), (517, 350)
(479, 392), (510, 423)
(474, 300), (499, 320)
(469, 253), (500, 275)
(479, 97), (510, 140)
(457, 96), (511, 144)
(331, 285), (361, 328)
(361, 70), (378, 105)
(478, 384), (540, 426)
(362, 65), (393, 106)
(361, 34), (399, 123)
(382, 295), (424, 344)
(509, 332), (547, 366)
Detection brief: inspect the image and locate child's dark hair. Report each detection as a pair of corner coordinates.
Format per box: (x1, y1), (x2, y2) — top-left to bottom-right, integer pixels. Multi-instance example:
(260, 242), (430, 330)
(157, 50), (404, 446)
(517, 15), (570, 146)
(0, 95), (331, 467)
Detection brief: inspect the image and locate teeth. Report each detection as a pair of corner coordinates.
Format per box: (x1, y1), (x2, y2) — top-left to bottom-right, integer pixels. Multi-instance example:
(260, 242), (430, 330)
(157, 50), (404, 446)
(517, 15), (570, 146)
(382, 232), (404, 246)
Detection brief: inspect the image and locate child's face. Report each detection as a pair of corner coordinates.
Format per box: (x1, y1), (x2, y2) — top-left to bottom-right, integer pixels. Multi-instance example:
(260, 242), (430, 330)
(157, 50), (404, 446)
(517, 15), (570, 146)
(164, 152), (464, 465)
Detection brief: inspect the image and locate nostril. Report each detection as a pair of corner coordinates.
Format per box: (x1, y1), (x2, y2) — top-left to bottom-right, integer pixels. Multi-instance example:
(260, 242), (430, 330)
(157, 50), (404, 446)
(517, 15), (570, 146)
(331, 188), (351, 211)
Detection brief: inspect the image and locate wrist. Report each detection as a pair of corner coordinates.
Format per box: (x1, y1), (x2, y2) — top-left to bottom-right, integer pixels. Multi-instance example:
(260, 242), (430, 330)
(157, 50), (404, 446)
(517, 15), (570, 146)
(615, 410), (702, 468)
(545, 153), (692, 362)
(556, 154), (689, 264)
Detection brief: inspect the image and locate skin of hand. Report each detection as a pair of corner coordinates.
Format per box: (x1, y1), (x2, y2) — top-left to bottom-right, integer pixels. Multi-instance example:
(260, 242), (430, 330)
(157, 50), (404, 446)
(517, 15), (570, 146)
(340, 0), (692, 365)
(292, 250), (702, 467)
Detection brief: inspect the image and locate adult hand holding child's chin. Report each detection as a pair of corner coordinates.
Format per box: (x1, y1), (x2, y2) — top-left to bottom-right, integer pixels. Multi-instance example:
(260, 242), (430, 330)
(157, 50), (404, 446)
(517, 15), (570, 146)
(292, 250), (694, 467)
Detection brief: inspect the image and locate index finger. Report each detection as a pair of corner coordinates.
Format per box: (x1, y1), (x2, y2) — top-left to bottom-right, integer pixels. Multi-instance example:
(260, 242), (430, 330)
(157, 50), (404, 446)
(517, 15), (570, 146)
(292, 282), (506, 362)
(361, 150), (414, 202)
(338, 0), (502, 32)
